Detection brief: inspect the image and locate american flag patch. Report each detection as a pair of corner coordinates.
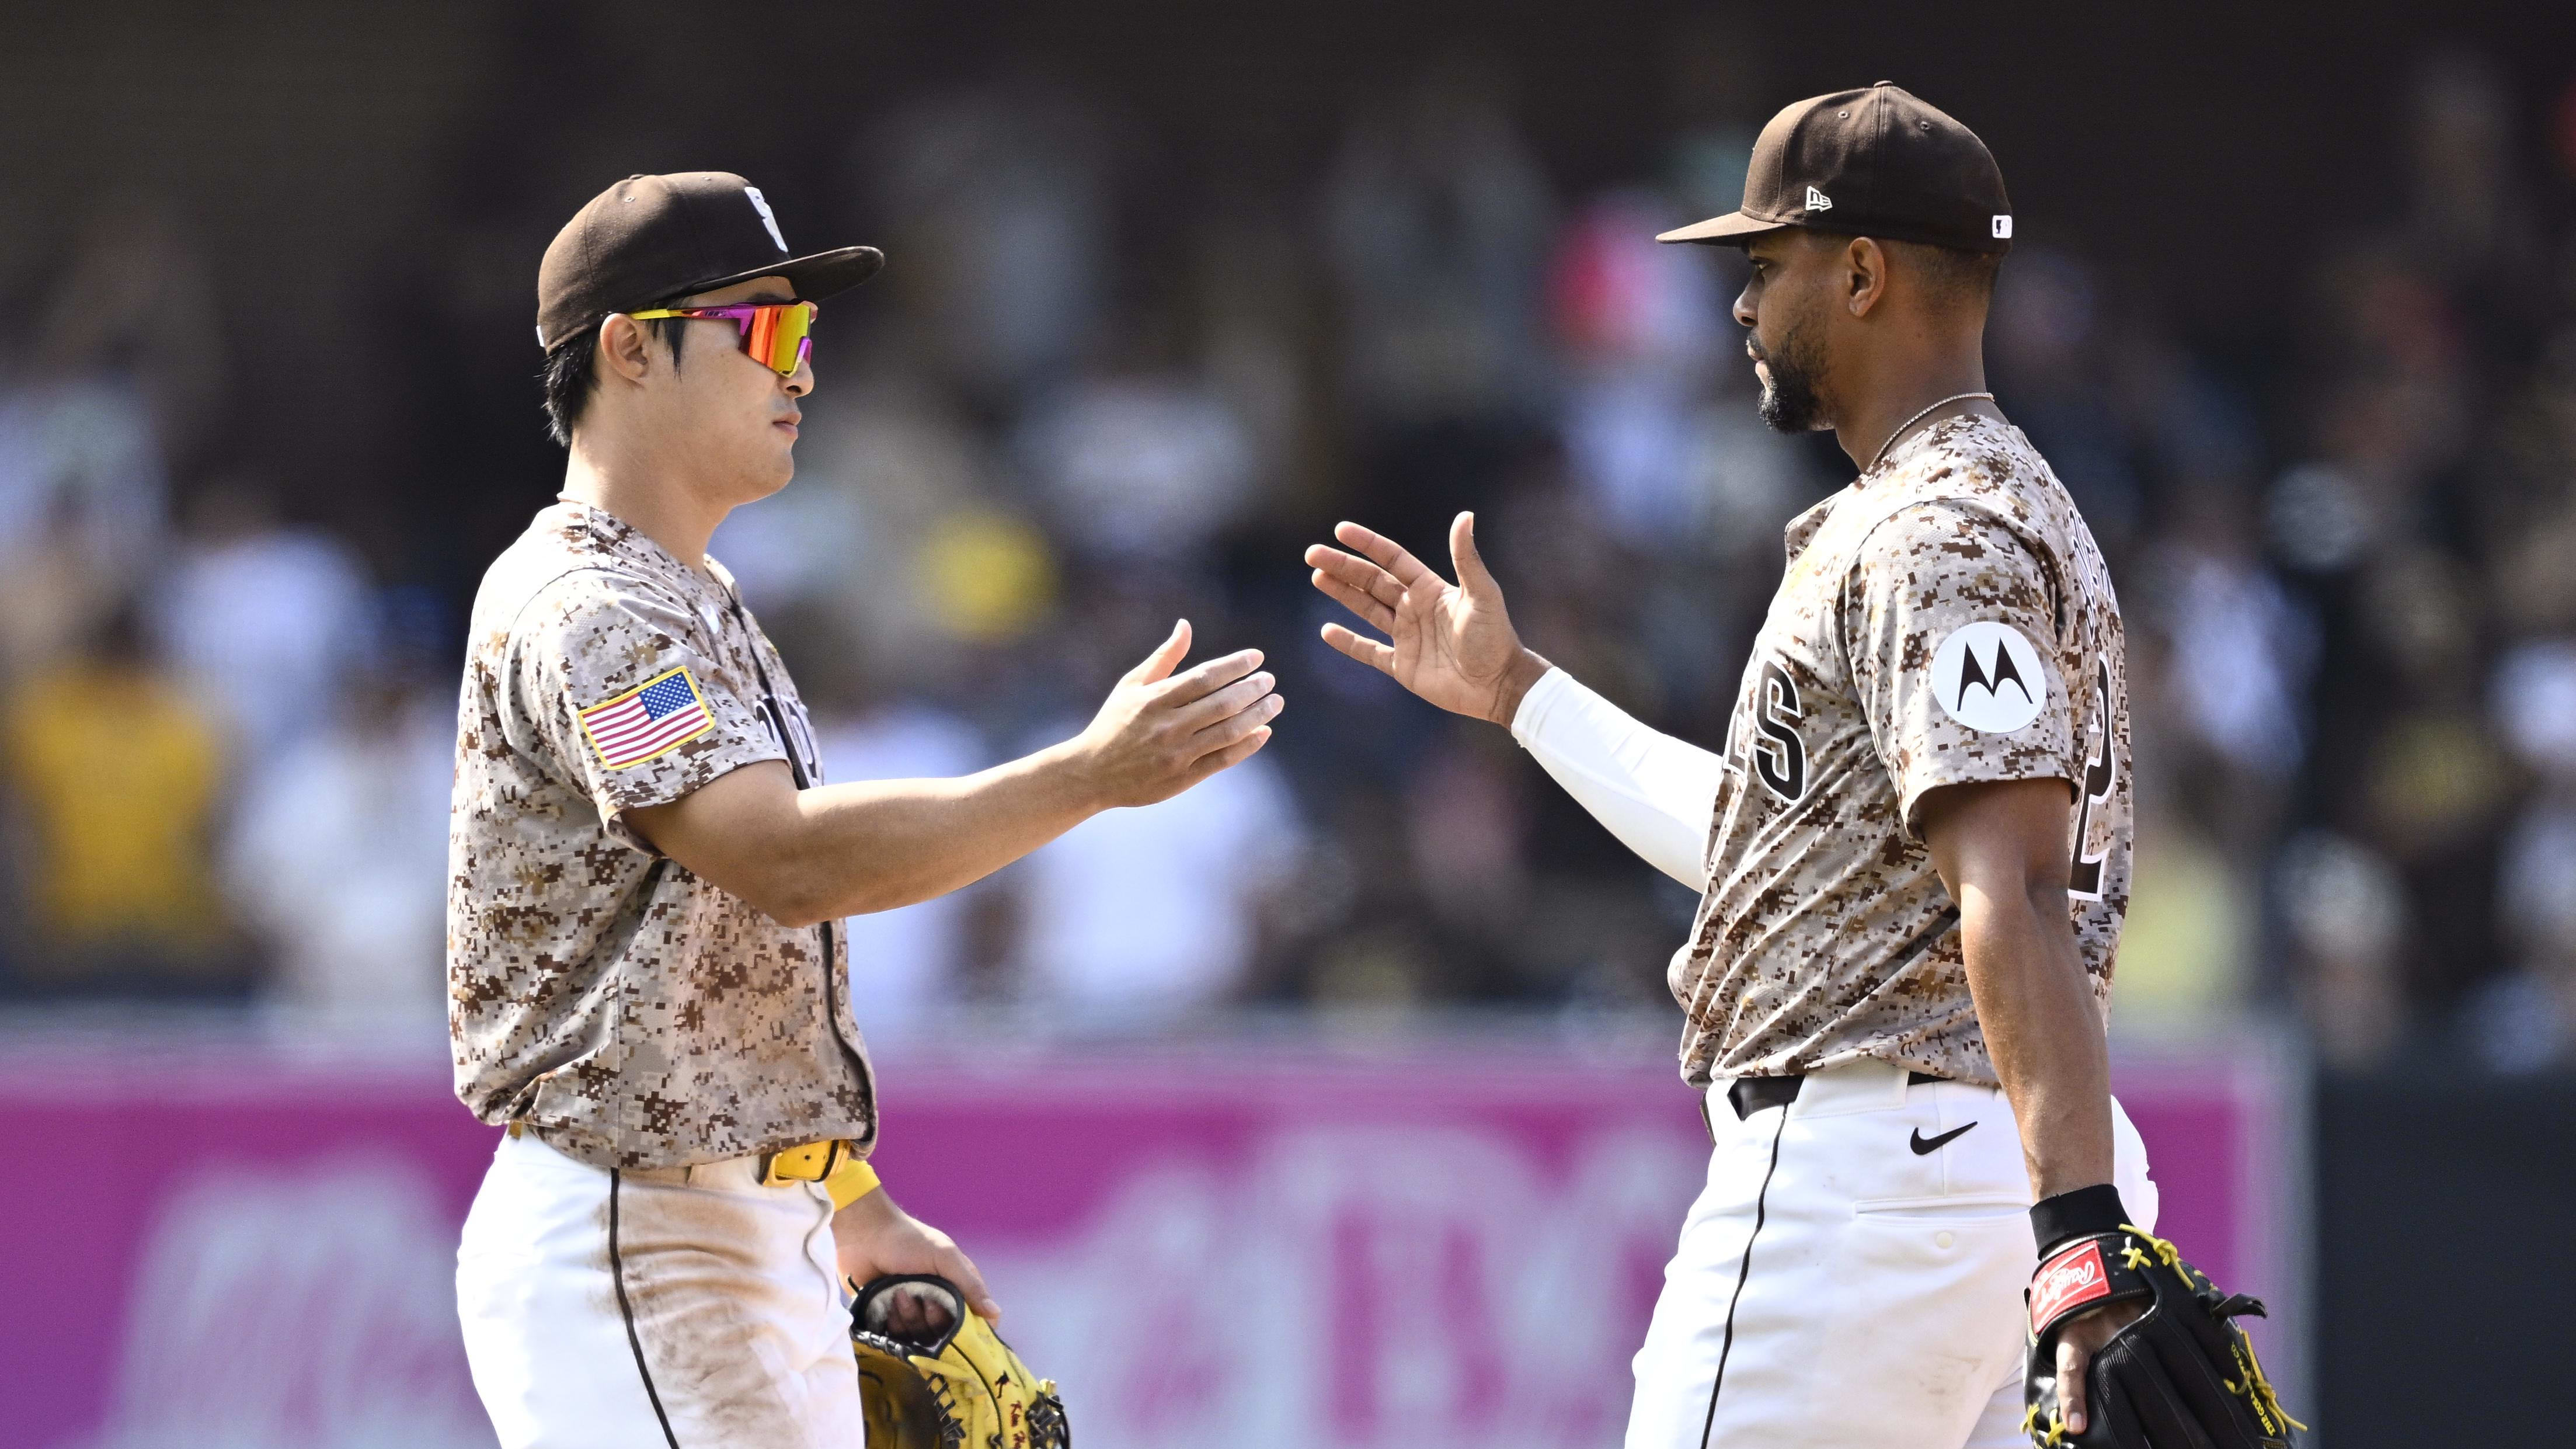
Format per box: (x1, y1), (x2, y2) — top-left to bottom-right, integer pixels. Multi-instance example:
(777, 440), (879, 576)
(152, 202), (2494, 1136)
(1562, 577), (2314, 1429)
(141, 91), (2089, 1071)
(577, 666), (716, 769)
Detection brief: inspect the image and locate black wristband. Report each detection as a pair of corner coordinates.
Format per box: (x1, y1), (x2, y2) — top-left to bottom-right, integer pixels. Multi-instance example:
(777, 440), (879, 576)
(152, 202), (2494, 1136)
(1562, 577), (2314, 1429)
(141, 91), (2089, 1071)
(2030, 1183), (2129, 1256)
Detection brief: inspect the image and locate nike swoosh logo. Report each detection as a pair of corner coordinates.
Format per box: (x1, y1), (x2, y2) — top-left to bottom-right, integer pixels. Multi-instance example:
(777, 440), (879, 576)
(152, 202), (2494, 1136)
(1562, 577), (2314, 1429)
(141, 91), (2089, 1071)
(1910, 1123), (1977, 1155)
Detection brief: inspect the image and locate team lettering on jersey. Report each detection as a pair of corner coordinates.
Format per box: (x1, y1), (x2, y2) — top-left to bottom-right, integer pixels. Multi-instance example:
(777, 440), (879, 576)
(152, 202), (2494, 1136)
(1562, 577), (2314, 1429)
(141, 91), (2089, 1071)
(1722, 656), (1813, 806)
(1750, 661), (1808, 803)
(1672, 415), (2130, 1088)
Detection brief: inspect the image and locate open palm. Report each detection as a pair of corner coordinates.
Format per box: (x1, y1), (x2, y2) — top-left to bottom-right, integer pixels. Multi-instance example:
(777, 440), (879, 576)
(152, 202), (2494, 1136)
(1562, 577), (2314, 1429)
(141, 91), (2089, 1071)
(1304, 512), (1545, 726)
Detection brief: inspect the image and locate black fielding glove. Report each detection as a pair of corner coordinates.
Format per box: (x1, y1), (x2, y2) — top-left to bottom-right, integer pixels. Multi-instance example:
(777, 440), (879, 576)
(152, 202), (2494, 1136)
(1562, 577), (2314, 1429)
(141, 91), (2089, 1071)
(2022, 1220), (2302, 1447)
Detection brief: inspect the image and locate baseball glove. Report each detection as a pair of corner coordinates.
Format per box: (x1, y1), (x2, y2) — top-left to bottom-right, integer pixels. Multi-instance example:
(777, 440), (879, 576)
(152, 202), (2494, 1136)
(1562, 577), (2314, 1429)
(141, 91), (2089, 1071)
(2022, 1224), (2302, 1447)
(850, 1274), (1070, 1449)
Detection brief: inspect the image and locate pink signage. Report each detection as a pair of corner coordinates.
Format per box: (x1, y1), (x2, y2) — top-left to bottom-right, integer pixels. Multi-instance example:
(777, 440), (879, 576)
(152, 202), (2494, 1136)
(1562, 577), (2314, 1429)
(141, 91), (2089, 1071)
(0, 1036), (2288, 1448)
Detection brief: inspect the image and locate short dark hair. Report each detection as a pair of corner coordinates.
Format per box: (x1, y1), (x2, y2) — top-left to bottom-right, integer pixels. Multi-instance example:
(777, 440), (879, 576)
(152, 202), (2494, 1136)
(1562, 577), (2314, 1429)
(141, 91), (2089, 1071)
(538, 315), (687, 447)
(1886, 237), (2002, 311)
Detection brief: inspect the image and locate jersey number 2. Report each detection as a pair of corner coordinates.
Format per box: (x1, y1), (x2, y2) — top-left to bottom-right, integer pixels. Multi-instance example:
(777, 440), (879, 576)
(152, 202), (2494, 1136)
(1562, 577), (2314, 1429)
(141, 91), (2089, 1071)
(2068, 659), (2115, 900)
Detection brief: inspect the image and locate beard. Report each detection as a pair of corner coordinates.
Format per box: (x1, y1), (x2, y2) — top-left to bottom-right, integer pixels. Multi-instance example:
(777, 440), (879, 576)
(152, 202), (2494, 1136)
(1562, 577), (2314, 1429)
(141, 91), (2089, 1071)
(1752, 314), (1831, 433)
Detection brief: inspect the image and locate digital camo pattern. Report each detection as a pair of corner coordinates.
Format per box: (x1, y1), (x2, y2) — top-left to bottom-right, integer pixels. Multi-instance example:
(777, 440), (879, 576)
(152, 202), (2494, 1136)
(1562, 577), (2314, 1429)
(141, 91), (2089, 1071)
(448, 500), (875, 1170)
(1675, 415), (2130, 1087)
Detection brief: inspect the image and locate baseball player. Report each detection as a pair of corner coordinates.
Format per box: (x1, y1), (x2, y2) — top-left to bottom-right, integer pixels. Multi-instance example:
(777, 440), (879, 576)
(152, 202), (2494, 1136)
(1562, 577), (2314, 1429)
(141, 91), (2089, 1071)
(1308, 86), (2218, 1447)
(448, 172), (1281, 1448)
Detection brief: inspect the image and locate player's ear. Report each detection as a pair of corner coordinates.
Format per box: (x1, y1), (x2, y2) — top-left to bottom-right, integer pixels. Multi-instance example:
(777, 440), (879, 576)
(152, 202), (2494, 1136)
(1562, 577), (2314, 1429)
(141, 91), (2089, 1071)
(598, 313), (655, 385)
(1844, 237), (1888, 318)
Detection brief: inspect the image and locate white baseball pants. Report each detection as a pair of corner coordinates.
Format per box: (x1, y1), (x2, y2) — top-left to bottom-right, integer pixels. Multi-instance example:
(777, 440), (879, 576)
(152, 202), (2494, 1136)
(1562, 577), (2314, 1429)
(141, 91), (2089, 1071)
(455, 1130), (866, 1448)
(1625, 1059), (2158, 1449)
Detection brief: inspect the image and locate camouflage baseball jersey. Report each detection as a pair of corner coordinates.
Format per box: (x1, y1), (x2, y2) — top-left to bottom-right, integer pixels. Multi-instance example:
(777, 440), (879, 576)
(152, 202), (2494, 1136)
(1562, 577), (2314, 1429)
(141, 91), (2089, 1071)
(1676, 413), (2129, 1087)
(448, 499), (875, 1170)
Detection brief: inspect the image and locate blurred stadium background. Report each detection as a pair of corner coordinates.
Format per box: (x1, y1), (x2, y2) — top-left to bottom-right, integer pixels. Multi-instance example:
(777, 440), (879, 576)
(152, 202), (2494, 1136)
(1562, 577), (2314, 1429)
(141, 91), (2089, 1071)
(0, 1), (2567, 1444)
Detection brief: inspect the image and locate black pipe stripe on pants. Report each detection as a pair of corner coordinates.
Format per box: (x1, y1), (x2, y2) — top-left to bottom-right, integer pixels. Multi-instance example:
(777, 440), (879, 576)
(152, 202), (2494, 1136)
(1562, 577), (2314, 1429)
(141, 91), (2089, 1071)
(608, 1169), (683, 1448)
(1698, 1104), (1791, 1449)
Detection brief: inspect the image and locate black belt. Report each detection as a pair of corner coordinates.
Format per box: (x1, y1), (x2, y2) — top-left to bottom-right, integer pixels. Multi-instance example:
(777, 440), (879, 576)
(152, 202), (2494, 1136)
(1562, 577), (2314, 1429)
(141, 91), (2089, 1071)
(1725, 1069), (1946, 1121)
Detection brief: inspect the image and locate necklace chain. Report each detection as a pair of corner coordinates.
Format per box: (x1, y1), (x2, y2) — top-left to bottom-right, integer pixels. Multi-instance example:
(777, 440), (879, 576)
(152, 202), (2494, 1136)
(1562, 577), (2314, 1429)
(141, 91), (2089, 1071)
(1867, 392), (1995, 472)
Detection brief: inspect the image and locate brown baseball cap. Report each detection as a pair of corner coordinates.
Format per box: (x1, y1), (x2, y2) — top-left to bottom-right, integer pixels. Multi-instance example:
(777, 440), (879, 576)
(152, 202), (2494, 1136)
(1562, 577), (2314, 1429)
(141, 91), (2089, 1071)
(1658, 83), (2013, 255)
(535, 172), (884, 350)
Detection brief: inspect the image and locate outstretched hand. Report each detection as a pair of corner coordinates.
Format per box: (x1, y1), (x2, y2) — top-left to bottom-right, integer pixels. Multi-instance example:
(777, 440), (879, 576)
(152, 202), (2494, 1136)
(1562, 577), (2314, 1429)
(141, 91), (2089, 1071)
(1304, 512), (1550, 726)
(1070, 620), (1281, 809)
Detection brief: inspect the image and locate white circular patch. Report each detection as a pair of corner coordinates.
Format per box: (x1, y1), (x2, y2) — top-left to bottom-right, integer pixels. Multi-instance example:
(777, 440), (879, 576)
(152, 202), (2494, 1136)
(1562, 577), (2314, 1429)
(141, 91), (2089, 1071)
(1931, 621), (2048, 733)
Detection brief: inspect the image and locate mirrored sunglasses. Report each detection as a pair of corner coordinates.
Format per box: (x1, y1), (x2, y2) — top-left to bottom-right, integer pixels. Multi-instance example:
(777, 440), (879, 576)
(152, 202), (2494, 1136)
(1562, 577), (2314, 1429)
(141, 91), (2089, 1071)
(626, 299), (817, 376)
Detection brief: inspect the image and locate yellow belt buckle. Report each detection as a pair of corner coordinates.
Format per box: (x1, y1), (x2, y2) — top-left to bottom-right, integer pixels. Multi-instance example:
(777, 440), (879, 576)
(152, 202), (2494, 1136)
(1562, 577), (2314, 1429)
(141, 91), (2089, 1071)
(757, 1138), (843, 1188)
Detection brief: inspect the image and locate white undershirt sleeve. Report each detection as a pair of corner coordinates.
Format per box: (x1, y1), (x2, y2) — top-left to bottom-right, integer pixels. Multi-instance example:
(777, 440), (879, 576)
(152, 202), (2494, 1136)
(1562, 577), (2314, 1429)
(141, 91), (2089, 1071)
(1508, 668), (1725, 892)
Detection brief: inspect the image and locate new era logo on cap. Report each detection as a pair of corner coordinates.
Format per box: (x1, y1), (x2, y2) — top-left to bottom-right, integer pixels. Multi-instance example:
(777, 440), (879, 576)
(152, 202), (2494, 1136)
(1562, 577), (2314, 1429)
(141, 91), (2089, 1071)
(1805, 185), (1834, 212)
(1992, 215), (2013, 238)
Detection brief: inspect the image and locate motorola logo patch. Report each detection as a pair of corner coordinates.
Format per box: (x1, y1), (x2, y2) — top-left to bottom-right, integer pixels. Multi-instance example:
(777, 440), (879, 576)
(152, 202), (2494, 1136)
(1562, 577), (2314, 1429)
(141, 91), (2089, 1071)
(1931, 621), (2046, 733)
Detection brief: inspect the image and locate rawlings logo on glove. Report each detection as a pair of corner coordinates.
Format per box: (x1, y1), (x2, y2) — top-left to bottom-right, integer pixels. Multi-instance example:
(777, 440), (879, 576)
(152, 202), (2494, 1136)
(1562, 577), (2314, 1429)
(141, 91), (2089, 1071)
(2027, 1240), (2111, 1330)
(2023, 1226), (2301, 1448)
(851, 1274), (1070, 1449)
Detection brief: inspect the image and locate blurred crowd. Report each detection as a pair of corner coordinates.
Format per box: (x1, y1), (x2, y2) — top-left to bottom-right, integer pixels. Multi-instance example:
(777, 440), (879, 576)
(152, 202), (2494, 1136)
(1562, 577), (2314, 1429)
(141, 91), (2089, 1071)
(4, 43), (2575, 1072)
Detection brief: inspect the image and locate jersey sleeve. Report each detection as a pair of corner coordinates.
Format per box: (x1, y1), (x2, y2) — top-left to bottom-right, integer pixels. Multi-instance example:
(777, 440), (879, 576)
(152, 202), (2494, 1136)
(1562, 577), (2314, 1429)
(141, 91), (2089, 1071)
(1844, 501), (2080, 834)
(502, 571), (786, 852)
